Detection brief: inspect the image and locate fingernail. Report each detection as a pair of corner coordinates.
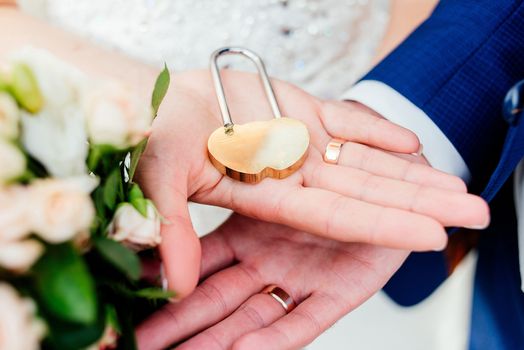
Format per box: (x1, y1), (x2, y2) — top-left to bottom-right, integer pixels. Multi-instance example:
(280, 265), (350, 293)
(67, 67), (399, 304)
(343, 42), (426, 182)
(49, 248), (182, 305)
(160, 264), (180, 303)
(160, 263), (169, 291)
(432, 234), (449, 252)
(466, 220), (490, 230)
(468, 215), (491, 230)
(413, 144), (424, 157)
(433, 242), (448, 252)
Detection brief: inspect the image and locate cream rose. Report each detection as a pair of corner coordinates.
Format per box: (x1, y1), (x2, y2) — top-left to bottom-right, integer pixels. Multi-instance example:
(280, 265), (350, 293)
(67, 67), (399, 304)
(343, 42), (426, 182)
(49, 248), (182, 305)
(0, 239), (44, 272)
(29, 176), (98, 243)
(85, 82), (153, 149)
(0, 283), (46, 350)
(0, 186), (32, 241)
(108, 202), (161, 252)
(0, 186), (43, 272)
(0, 92), (20, 139)
(0, 140), (26, 184)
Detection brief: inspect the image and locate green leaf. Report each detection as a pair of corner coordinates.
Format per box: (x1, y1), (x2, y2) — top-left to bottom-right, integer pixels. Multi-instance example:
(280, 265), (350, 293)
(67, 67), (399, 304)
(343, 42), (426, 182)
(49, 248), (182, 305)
(103, 168), (121, 210)
(94, 237), (141, 281)
(151, 64), (170, 117)
(0, 71), (8, 91)
(43, 303), (106, 350)
(134, 287), (176, 300)
(87, 146), (103, 172)
(87, 144), (121, 173)
(126, 66), (170, 182)
(130, 197), (148, 217)
(10, 63), (44, 113)
(33, 243), (98, 324)
(128, 183), (144, 201)
(127, 139), (147, 182)
(105, 304), (121, 334)
(93, 186), (106, 217)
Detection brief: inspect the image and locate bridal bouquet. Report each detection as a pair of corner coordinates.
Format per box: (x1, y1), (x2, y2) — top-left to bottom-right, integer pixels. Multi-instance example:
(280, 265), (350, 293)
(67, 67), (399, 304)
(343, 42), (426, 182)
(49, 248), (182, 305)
(0, 48), (171, 350)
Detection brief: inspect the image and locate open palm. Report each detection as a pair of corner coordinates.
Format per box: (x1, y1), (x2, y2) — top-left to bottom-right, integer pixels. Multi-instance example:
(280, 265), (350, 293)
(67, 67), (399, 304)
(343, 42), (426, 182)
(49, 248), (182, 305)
(136, 214), (409, 350)
(136, 69), (488, 297)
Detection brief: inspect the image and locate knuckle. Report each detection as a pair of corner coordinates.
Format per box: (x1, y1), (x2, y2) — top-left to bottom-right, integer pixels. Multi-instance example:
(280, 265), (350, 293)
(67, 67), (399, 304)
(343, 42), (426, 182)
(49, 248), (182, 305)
(325, 195), (347, 239)
(196, 281), (229, 315)
(239, 302), (267, 328)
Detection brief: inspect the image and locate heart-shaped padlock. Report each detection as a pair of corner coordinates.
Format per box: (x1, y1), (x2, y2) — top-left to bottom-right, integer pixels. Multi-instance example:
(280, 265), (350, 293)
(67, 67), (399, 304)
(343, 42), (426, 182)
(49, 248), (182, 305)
(207, 47), (310, 184)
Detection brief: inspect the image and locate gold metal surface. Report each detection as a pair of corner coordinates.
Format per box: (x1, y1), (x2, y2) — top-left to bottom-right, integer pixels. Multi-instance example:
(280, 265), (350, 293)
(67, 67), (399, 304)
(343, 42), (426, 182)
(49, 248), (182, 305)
(262, 285), (296, 313)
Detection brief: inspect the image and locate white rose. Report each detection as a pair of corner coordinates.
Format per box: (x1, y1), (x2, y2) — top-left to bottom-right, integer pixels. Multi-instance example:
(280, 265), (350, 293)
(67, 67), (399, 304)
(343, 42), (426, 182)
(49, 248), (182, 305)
(0, 186), (32, 241)
(0, 92), (20, 139)
(13, 48), (90, 178)
(108, 202), (161, 252)
(0, 239), (44, 272)
(21, 106), (89, 178)
(29, 176), (98, 243)
(85, 82), (153, 149)
(10, 47), (88, 109)
(0, 283), (46, 350)
(0, 139), (26, 184)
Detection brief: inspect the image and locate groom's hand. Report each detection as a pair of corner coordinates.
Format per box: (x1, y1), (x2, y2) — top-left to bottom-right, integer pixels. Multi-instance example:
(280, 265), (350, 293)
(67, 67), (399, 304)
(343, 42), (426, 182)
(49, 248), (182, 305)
(136, 214), (409, 350)
(136, 70), (489, 298)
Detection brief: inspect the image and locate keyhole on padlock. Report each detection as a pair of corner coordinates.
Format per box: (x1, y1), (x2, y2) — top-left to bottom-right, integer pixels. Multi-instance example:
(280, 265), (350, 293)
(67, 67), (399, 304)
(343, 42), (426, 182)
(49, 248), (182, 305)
(210, 47), (282, 136)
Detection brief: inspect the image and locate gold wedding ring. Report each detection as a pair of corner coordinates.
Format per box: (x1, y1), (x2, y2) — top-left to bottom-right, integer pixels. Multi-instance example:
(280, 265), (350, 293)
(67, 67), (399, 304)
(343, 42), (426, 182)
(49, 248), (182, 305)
(262, 285), (296, 313)
(323, 138), (345, 164)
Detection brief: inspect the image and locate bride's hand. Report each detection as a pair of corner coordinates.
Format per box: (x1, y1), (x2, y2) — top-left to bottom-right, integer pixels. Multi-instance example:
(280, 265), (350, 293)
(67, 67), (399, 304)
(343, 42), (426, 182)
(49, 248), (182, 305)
(136, 69), (489, 297)
(136, 214), (410, 350)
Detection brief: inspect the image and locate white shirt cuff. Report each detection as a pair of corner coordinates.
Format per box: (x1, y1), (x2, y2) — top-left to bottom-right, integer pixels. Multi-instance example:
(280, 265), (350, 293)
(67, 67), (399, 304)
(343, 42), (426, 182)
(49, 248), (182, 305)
(341, 80), (471, 183)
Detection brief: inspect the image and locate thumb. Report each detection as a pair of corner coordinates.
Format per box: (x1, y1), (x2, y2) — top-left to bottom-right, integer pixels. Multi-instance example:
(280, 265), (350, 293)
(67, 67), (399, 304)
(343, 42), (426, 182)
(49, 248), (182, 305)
(136, 155), (201, 300)
(159, 205), (201, 299)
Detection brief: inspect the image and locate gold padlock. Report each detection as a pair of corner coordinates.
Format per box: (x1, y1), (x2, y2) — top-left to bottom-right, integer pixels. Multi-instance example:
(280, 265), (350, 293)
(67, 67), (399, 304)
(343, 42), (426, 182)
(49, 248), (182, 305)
(207, 47), (310, 184)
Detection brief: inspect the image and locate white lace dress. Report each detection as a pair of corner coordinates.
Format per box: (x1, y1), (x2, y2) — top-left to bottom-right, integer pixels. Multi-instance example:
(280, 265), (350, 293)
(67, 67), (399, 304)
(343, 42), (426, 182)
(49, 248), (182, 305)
(18, 0), (389, 99)
(17, 1), (473, 349)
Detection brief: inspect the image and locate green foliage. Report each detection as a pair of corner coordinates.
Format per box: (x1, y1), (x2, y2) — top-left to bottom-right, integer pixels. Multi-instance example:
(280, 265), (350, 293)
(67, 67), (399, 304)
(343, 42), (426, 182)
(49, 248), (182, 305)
(0, 71), (7, 91)
(94, 237), (141, 281)
(103, 282), (175, 302)
(128, 66), (170, 182)
(128, 184), (155, 218)
(131, 198), (149, 217)
(9, 63), (44, 113)
(87, 144), (120, 174)
(33, 243), (98, 324)
(2, 55), (174, 350)
(43, 305), (106, 350)
(128, 183), (144, 201)
(128, 138), (147, 181)
(151, 64), (171, 117)
(105, 304), (122, 334)
(103, 168), (123, 211)
(134, 287), (176, 300)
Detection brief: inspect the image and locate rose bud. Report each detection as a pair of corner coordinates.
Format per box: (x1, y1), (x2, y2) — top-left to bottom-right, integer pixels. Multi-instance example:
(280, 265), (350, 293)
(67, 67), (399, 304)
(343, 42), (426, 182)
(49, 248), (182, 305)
(107, 202), (162, 252)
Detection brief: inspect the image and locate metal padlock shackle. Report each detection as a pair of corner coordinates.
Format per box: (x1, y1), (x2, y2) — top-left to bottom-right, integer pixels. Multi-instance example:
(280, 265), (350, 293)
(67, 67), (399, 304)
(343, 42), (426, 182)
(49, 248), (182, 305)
(210, 47), (282, 131)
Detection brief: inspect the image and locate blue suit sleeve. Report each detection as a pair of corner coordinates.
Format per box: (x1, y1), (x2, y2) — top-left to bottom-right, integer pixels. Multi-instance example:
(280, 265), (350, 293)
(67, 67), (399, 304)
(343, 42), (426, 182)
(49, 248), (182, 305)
(364, 0), (524, 193)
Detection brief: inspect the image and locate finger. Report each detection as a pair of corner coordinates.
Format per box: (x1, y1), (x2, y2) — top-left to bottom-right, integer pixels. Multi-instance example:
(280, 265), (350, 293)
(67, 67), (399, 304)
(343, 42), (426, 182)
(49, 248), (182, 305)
(135, 156), (201, 299)
(136, 264), (264, 350)
(177, 292), (289, 350)
(233, 293), (344, 350)
(304, 162), (489, 228)
(199, 226), (236, 280)
(140, 255), (162, 285)
(216, 179), (448, 251)
(319, 101), (420, 153)
(336, 142), (467, 192)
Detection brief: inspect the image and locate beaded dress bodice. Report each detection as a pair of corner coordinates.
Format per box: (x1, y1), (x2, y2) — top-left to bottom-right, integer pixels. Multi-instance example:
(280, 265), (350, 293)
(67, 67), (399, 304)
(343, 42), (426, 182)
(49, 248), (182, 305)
(19, 0), (389, 98)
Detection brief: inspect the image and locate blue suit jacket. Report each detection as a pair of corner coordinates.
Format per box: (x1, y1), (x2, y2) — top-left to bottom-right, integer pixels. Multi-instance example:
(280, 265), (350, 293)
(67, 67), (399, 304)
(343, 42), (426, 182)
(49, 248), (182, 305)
(363, 1), (524, 348)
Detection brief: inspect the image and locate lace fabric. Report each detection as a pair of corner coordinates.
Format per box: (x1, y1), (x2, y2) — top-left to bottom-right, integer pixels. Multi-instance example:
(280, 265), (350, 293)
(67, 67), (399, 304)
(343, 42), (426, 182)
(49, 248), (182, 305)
(18, 0), (389, 99)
